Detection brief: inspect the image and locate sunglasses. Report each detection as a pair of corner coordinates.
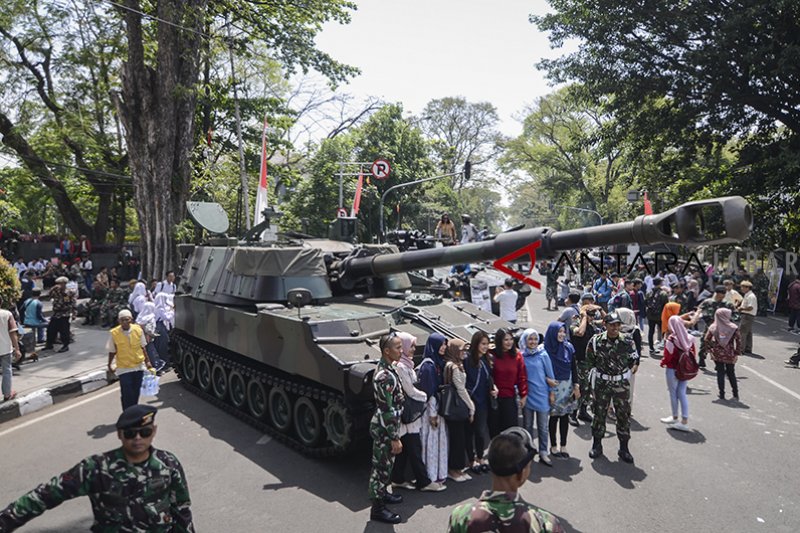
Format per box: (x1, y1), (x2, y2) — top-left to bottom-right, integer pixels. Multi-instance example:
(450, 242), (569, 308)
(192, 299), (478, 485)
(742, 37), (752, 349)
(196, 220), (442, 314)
(379, 331), (398, 352)
(122, 426), (154, 439)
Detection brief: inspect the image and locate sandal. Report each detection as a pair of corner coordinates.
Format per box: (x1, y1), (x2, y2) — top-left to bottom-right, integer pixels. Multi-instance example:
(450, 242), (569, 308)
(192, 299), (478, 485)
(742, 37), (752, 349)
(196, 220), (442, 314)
(3, 391), (17, 402)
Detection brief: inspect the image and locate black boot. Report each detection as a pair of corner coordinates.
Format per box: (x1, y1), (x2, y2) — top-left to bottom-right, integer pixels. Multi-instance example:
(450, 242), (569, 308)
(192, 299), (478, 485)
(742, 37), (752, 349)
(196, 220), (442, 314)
(370, 503), (401, 524)
(382, 492), (403, 505)
(618, 438), (634, 464)
(577, 404), (592, 422)
(568, 412), (580, 427)
(588, 437), (603, 459)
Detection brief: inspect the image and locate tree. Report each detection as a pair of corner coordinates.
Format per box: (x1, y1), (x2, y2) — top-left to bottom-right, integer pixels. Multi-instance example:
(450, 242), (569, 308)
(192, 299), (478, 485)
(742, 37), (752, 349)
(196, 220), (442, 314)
(533, 0), (800, 246)
(0, 254), (20, 309)
(418, 97), (505, 189)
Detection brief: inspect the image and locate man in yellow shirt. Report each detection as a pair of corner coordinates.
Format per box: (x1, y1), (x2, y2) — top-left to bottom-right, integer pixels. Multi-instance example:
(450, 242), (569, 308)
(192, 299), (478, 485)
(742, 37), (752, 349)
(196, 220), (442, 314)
(107, 309), (153, 410)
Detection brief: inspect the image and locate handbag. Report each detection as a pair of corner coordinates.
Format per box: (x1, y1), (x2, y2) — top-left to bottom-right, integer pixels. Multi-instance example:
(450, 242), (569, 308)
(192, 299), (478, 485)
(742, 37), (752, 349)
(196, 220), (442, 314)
(401, 396), (426, 424)
(437, 383), (470, 421)
(140, 373), (160, 397)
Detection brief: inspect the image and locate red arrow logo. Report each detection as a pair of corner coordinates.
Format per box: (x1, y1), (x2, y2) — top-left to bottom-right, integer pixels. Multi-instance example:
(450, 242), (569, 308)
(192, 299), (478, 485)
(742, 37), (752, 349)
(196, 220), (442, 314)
(492, 241), (541, 289)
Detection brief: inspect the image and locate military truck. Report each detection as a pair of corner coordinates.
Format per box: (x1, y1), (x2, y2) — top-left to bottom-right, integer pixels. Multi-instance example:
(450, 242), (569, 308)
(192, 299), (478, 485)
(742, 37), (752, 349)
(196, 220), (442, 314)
(171, 197), (752, 455)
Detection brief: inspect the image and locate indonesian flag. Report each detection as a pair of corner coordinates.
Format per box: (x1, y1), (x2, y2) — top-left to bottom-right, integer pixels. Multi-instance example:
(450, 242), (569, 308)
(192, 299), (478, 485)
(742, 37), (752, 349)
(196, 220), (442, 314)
(254, 113), (269, 229)
(643, 191), (653, 215)
(351, 172), (364, 217)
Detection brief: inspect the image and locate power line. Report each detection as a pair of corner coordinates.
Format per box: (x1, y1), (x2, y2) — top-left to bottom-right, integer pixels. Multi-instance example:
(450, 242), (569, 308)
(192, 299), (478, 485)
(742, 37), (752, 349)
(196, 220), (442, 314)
(0, 149), (132, 180)
(98, 0), (215, 40)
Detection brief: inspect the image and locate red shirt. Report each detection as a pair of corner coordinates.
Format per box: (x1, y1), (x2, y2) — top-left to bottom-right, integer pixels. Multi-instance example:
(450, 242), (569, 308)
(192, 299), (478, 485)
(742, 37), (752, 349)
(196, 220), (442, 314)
(491, 350), (528, 399)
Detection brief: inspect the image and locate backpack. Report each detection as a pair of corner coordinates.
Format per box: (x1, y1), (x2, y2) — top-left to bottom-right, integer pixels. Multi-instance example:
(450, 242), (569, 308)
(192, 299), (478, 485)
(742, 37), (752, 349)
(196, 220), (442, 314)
(676, 347), (700, 381)
(645, 289), (662, 318)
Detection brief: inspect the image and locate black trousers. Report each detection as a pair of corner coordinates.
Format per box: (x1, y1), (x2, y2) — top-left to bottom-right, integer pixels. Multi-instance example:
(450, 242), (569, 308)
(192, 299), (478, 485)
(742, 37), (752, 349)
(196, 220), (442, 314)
(446, 419), (469, 471)
(46, 316), (70, 347)
(491, 397), (519, 438)
(390, 433), (431, 488)
(715, 362), (738, 395)
(648, 319), (661, 350)
(465, 407), (489, 461)
(549, 414), (570, 448)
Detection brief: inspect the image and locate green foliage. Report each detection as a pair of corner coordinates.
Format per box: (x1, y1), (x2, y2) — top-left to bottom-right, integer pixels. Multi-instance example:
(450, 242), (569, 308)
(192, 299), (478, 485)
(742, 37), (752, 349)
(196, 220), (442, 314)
(0, 254), (20, 308)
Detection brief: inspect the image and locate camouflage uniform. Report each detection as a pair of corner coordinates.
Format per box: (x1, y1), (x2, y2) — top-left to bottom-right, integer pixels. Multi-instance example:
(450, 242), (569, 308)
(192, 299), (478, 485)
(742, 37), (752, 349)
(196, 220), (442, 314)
(584, 331), (639, 441)
(753, 271), (770, 317)
(0, 447), (194, 532)
(669, 292), (688, 314)
(101, 287), (131, 327)
(368, 359), (404, 504)
(448, 490), (564, 533)
(84, 285), (109, 326)
(696, 297), (738, 365)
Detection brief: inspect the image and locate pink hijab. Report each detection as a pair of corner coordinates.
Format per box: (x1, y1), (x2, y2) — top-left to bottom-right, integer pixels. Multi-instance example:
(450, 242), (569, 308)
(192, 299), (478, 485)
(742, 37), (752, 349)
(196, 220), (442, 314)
(666, 315), (693, 353)
(709, 308), (738, 347)
(397, 332), (417, 369)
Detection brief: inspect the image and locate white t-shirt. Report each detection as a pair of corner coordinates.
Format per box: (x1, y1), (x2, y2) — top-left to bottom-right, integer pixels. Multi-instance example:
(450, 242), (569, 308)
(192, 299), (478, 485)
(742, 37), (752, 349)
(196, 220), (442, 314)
(493, 289), (518, 322)
(154, 281), (176, 295)
(461, 223), (478, 244)
(0, 309), (18, 355)
(740, 291), (758, 316)
(81, 259), (93, 272)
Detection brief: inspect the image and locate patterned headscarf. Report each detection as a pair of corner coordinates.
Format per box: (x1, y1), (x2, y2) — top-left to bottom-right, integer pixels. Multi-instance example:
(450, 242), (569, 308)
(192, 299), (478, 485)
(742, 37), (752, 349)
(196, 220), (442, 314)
(397, 332), (417, 369)
(709, 308), (738, 347)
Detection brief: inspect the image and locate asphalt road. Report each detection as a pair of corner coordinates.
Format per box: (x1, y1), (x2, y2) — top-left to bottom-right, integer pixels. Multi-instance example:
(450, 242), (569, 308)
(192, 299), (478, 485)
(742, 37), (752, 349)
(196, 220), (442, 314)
(1, 277), (799, 532)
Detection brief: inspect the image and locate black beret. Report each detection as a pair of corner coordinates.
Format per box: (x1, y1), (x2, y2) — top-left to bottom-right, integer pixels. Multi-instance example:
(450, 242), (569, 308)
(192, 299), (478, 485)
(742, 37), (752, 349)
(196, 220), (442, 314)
(116, 405), (157, 430)
(604, 312), (622, 324)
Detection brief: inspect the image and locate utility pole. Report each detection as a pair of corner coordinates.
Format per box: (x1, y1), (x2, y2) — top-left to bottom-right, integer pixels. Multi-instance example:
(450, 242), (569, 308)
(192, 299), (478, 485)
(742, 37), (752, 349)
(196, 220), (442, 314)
(227, 22), (251, 229)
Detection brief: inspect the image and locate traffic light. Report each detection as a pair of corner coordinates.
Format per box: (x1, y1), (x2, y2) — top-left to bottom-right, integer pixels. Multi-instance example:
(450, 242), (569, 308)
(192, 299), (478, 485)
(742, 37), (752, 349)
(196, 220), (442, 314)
(463, 161), (472, 181)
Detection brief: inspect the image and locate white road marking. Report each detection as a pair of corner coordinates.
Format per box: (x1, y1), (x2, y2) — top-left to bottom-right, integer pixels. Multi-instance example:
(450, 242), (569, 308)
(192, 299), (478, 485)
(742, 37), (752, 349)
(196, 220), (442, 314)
(740, 364), (800, 402)
(0, 387), (118, 438)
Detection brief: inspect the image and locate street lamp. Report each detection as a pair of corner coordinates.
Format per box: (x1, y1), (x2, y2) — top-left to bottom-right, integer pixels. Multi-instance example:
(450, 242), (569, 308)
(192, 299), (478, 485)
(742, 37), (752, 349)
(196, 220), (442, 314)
(552, 204), (603, 226)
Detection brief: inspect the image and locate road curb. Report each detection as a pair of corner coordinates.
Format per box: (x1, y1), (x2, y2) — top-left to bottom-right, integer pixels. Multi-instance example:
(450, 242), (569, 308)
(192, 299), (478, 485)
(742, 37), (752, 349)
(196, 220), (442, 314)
(0, 370), (116, 423)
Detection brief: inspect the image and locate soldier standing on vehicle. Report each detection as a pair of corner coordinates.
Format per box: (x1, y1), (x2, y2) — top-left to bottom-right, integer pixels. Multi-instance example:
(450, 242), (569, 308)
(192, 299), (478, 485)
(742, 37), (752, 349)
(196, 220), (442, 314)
(584, 312), (639, 463)
(368, 332), (405, 524)
(0, 405), (194, 532)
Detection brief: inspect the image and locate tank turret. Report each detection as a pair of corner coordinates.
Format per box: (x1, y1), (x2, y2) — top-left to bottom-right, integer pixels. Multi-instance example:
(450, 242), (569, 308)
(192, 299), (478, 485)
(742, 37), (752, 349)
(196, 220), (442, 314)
(171, 196), (751, 456)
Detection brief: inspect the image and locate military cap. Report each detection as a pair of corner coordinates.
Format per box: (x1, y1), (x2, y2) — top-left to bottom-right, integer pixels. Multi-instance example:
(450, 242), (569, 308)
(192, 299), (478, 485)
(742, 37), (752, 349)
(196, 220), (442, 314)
(581, 292), (595, 301)
(714, 285), (727, 294)
(740, 280), (753, 287)
(116, 404), (157, 430)
(604, 312), (622, 324)
(55, 276), (69, 284)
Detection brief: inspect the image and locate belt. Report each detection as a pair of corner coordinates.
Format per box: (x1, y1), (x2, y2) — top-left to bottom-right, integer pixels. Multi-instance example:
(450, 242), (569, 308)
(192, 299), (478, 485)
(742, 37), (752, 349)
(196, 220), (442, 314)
(589, 368), (631, 389)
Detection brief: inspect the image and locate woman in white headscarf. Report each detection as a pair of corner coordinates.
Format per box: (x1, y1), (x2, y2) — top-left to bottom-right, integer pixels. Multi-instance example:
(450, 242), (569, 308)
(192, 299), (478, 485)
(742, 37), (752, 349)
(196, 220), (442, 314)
(616, 308), (642, 410)
(136, 301), (164, 371)
(153, 292), (173, 368)
(128, 282), (148, 317)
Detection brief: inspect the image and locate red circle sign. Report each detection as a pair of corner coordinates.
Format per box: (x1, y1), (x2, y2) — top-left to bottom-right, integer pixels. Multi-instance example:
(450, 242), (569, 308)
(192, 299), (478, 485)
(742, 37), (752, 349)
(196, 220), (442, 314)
(336, 208), (348, 218)
(370, 159), (391, 180)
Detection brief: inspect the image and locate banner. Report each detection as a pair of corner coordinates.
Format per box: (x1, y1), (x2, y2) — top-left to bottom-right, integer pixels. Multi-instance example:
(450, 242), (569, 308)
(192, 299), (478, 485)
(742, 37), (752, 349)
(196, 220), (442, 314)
(253, 113), (269, 229)
(351, 172), (364, 216)
(768, 267), (783, 313)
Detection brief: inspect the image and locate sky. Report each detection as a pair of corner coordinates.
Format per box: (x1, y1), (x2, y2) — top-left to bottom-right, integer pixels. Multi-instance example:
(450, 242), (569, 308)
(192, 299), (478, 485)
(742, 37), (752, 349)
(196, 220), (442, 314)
(314, 0), (575, 139)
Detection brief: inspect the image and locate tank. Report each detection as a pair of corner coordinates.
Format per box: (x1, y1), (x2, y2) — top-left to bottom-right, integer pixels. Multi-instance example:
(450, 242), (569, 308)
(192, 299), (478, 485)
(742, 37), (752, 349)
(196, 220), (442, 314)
(171, 196), (752, 456)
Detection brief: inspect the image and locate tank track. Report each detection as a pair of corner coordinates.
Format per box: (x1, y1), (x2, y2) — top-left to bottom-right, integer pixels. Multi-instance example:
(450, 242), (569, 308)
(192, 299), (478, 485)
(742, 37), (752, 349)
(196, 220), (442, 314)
(172, 330), (355, 458)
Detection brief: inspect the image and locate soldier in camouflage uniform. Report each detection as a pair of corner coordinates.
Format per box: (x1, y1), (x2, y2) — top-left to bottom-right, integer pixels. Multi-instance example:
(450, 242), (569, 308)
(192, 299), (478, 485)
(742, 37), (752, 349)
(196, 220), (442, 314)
(0, 405), (194, 532)
(753, 269), (770, 317)
(83, 283), (109, 326)
(448, 427), (564, 533)
(687, 285), (739, 368)
(100, 279), (129, 328)
(584, 312), (640, 463)
(368, 332), (405, 524)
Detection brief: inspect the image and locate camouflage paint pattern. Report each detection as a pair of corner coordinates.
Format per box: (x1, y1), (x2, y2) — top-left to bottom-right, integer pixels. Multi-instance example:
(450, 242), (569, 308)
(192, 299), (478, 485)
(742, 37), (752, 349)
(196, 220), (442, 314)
(367, 359), (403, 503)
(447, 491), (564, 532)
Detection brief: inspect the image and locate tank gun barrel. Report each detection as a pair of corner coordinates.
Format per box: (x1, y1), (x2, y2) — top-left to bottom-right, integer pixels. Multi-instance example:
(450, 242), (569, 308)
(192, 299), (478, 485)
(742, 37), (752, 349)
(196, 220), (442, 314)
(339, 196), (752, 280)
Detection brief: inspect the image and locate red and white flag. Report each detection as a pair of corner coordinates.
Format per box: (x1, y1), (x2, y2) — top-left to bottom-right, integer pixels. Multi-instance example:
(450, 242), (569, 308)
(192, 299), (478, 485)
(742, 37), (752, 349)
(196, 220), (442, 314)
(643, 191), (653, 215)
(254, 113), (269, 228)
(351, 172), (364, 217)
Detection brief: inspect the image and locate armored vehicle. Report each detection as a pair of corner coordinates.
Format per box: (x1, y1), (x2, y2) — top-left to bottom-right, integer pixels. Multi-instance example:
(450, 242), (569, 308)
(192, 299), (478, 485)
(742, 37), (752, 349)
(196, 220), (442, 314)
(171, 197), (752, 456)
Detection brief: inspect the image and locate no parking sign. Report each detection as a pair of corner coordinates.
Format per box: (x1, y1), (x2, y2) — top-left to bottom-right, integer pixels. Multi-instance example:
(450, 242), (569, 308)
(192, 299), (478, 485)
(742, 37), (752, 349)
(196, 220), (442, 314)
(370, 159), (391, 180)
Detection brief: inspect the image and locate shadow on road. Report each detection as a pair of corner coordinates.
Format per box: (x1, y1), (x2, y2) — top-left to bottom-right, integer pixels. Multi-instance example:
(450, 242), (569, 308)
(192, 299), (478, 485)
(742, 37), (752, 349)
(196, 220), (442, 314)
(666, 428), (707, 444)
(589, 456), (647, 489)
(712, 398), (750, 409)
(531, 456), (583, 482)
(86, 423), (117, 440)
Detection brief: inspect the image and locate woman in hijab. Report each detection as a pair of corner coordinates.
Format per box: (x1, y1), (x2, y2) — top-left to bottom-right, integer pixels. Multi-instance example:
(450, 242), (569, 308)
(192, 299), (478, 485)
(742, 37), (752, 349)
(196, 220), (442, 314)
(443, 338), (475, 482)
(153, 293), (173, 368)
(520, 329), (556, 466)
(418, 333), (448, 484)
(136, 301), (164, 371)
(686, 279), (700, 311)
(543, 322), (578, 459)
(660, 315), (695, 431)
(706, 308), (741, 400)
(390, 333), (445, 493)
(128, 281), (148, 317)
(617, 308), (642, 410)
(661, 302), (682, 337)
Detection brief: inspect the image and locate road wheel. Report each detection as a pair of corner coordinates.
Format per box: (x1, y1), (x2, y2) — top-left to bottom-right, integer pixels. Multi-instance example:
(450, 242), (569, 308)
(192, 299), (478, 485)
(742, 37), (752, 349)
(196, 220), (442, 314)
(196, 356), (212, 392)
(268, 387), (292, 432)
(229, 371), (247, 409)
(211, 363), (228, 400)
(181, 351), (197, 384)
(247, 379), (268, 419)
(293, 397), (323, 447)
(323, 402), (352, 450)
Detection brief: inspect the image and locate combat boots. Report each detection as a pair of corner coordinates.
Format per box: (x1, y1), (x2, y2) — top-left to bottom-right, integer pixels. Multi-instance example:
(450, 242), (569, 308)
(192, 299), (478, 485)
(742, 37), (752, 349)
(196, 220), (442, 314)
(370, 503), (401, 524)
(618, 437), (634, 463)
(588, 437), (603, 459)
(577, 404), (592, 422)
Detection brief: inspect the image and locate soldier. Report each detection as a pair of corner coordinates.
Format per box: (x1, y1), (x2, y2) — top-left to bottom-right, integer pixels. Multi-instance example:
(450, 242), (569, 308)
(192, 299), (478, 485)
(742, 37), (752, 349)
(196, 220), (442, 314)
(43, 276), (75, 353)
(685, 285), (738, 368)
(669, 282), (689, 313)
(570, 293), (605, 425)
(100, 279), (128, 328)
(83, 283), (108, 326)
(584, 312), (640, 463)
(447, 427), (564, 533)
(753, 268), (770, 317)
(368, 332), (405, 524)
(0, 404), (194, 532)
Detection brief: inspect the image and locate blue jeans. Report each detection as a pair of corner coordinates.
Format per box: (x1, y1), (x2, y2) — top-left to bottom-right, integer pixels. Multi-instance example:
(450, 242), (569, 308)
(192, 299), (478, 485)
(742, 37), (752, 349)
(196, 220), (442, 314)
(118, 370), (144, 410)
(665, 368), (689, 420)
(1, 353), (12, 398)
(523, 407), (550, 455)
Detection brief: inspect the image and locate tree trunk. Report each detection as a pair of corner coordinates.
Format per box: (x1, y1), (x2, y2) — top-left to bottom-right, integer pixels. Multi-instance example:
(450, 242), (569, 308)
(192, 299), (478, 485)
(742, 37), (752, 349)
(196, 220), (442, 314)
(114, 0), (206, 279)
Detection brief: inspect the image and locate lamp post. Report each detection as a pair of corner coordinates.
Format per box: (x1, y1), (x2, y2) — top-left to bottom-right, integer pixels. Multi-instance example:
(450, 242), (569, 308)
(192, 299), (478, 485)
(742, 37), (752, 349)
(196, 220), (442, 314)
(552, 204), (603, 226)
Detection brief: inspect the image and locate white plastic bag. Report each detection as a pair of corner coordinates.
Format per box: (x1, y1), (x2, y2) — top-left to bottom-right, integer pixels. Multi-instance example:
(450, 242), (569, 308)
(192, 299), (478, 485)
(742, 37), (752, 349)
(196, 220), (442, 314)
(140, 373), (160, 397)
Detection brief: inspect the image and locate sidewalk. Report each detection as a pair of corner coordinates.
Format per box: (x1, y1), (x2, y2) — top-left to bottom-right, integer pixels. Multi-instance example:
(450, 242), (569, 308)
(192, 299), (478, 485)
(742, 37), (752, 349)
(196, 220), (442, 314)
(0, 320), (116, 424)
